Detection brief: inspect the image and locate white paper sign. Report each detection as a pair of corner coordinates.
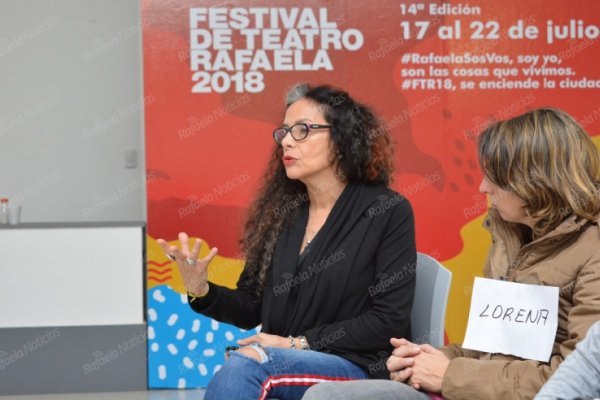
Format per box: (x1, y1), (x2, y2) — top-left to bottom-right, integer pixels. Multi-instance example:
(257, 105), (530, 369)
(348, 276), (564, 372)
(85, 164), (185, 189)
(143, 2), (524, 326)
(463, 277), (559, 362)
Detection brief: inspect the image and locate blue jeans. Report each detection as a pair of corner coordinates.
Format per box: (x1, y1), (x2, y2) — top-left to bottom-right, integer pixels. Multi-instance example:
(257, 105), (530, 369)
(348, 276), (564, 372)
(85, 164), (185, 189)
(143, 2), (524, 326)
(204, 345), (368, 400)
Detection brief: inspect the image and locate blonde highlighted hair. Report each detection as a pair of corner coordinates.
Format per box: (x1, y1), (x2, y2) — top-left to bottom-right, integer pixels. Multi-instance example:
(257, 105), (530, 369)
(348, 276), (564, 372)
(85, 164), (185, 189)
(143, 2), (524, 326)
(478, 108), (600, 236)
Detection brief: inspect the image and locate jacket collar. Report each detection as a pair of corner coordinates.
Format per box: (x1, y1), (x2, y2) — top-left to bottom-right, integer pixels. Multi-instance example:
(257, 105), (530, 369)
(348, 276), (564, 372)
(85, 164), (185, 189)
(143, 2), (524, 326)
(483, 209), (593, 244)
(483, 209), (598, 278)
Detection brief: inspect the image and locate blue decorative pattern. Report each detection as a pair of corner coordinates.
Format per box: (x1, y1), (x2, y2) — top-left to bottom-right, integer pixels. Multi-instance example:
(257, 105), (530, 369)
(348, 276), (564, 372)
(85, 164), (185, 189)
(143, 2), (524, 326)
(147, 285), (260, 388)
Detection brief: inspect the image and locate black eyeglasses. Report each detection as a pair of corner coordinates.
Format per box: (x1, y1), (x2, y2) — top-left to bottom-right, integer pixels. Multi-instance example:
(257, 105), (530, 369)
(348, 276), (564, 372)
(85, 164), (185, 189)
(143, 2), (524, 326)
(273, 123), (332, 145)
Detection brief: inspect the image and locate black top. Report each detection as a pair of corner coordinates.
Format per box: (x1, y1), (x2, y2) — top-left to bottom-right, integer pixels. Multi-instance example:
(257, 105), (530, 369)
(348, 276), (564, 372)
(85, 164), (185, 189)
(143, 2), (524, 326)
(189, 182), (416, 378)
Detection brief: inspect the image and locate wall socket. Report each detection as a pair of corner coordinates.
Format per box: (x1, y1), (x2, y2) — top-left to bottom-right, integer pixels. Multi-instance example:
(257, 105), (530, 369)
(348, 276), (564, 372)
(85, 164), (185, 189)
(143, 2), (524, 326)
(124, 149), (137, 169)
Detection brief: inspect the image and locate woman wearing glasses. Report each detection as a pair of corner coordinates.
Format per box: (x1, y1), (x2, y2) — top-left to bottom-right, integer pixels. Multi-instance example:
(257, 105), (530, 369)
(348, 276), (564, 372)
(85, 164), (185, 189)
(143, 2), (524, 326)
(158, 83), (417, 399)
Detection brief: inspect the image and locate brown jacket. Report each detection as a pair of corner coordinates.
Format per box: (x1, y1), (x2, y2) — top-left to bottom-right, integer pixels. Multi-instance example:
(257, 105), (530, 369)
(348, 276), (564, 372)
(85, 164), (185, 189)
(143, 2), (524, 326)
(440, 210), (600, 400)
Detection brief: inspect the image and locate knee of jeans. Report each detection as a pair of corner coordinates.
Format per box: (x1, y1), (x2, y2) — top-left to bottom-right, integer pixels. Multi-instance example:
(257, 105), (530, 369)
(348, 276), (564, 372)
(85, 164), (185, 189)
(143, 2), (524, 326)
(205, 349), (268, 399)
(234, 344), (269, 364)
(210, 345), (270, 381)
(208, 348), (266, 387)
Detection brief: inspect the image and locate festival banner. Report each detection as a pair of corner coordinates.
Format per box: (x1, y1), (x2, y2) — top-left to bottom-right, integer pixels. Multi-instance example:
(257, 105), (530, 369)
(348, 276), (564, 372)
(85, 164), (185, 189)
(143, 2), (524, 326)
(141, 0), (600, 388)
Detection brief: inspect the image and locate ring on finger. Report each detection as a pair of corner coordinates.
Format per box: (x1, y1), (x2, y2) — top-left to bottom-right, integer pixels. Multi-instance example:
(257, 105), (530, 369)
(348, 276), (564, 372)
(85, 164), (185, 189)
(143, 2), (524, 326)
(166, 254), (176, 261)
(186, 257), (197, 265)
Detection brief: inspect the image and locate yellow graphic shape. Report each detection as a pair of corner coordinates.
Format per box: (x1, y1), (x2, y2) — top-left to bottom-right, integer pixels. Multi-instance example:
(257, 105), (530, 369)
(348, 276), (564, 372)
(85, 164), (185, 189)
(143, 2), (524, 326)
(146, 235), (244, 292)
(442, 214), (491, 344)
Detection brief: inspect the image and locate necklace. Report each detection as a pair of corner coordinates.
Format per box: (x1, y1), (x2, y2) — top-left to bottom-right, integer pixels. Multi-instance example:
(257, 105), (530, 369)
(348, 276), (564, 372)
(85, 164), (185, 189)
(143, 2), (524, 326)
(304, 226), (318, 246)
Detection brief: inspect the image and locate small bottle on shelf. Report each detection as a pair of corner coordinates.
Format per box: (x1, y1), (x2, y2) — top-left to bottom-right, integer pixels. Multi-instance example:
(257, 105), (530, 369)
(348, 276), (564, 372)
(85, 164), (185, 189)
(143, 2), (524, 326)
(0, 198), (8, 224)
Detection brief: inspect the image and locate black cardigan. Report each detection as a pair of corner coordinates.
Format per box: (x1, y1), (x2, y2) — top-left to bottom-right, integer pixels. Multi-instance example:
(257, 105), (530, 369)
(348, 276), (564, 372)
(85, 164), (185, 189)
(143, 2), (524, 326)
(189, 182), (416, 379)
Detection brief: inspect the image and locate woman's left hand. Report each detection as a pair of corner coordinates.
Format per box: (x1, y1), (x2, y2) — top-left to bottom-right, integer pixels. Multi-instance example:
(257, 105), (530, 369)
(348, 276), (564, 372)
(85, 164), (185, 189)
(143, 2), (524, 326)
(237, 332), (290, 348)
(407, 344), (450, 393)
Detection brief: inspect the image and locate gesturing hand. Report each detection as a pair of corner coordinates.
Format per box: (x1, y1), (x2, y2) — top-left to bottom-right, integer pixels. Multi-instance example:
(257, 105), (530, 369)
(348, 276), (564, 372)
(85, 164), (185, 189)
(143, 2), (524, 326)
(157, 232), (218, 295)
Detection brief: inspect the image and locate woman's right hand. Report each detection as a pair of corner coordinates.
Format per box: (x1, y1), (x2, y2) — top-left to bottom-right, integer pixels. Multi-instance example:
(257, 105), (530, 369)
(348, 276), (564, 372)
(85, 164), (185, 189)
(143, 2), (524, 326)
(387, 338), (422, 383)
(157, 232), (218, 295)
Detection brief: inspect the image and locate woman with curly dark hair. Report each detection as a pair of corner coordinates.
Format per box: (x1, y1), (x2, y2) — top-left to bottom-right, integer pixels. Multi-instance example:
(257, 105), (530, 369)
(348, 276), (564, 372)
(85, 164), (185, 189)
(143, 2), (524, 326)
(158, 83), (417, 400)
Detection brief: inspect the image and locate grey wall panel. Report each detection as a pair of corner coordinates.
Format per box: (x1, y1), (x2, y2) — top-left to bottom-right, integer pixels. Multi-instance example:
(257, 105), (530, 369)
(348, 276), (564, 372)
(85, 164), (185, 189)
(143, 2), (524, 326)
(0, 0), (147, 223)
(0, 324), (147, 395)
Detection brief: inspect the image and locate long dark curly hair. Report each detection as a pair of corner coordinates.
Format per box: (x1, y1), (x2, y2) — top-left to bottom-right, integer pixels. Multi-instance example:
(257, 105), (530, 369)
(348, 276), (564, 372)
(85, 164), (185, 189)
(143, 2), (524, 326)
(241, 83), (395, 298)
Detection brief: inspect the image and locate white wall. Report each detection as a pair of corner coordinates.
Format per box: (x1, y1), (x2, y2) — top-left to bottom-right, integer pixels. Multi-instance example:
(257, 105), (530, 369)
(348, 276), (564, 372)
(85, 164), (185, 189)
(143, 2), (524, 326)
(0, 0), (146, 222)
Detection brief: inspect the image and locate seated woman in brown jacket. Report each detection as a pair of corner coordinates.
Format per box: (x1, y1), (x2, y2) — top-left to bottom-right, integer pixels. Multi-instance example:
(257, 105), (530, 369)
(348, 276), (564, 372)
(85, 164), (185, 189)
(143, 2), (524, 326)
(303, 108), (600, 400)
